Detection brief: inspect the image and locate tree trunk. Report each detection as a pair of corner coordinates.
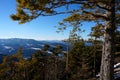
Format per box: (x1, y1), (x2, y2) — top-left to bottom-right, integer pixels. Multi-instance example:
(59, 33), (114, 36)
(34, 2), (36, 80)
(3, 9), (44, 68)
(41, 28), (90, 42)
(100, 1), (115, 80)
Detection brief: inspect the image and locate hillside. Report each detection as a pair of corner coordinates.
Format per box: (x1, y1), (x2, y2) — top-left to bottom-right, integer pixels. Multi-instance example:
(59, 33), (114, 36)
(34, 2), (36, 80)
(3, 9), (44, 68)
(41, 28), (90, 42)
(0, 38), (67, 57)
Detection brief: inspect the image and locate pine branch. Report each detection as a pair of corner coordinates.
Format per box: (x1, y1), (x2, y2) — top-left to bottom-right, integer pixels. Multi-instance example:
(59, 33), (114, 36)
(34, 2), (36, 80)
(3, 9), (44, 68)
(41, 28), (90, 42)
(96, 4), (109, 11)
(83, 10), (107, 20)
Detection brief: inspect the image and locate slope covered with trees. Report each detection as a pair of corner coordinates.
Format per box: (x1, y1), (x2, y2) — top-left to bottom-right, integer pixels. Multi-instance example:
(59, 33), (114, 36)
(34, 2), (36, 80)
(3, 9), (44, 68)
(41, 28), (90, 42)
(0, 32), (120, 80)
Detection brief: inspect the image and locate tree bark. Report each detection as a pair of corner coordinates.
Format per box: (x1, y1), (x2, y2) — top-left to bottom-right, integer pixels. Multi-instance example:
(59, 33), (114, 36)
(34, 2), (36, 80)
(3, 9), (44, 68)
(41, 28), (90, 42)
(100, 1), (115, 80)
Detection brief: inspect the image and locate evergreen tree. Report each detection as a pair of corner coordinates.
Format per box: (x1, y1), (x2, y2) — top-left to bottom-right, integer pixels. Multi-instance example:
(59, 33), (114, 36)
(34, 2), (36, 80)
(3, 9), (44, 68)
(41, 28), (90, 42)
(89, 24), (103, 77)
(56, 14), (83, 43)
(11, 0), (120, 80)
(31, 50), (47, 80)
(42, 44), (50, 51)
(68, 40), (93, 80)
(0, 48), (25, 80)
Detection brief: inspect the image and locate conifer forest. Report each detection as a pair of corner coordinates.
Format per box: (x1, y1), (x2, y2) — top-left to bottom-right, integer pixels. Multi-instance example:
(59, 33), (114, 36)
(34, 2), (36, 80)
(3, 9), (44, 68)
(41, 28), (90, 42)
(0, 0), (120, 80)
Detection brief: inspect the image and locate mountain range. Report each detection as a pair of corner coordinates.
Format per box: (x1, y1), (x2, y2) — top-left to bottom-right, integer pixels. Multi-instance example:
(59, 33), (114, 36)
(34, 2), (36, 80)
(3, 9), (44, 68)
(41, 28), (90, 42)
(0, 38), (92, 63)
(0, 38), (68, 58)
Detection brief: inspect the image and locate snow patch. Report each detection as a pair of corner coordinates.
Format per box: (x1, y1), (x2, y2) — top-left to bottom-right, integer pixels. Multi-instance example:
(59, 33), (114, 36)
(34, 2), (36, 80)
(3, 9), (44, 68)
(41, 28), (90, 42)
(114, 63), (120, 68)
(4, 46), (12, 49)
(26, 44), (33, 46)
(31, 47), (41, 50)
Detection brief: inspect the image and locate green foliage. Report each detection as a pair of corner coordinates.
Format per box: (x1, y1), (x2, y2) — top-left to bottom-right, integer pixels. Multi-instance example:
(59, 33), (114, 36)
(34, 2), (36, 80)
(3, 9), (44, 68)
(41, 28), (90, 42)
(52, 45), (63, 56)
(0, 48), (26, 80)
(68, 40), (97, 80)
(42, 44), (50, 51)
(0, 42), (97, 80)
(0, 45), (66, 80)
(11, 0), (120, 24)
(56, 14), (85, 44)
(89, 24), (104, 39)
(10, 0), (120, 80)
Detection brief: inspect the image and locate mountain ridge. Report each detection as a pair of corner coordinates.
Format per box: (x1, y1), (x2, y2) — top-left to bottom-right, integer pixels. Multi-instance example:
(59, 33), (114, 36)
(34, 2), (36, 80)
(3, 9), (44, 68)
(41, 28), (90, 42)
(0, 38), (67, 57)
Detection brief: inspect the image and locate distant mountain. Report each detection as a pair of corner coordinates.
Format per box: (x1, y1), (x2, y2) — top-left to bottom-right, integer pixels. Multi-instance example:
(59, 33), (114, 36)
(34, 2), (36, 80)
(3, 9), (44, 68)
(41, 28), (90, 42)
(0, 38), (92, 63)
(0, 38), (67, 57)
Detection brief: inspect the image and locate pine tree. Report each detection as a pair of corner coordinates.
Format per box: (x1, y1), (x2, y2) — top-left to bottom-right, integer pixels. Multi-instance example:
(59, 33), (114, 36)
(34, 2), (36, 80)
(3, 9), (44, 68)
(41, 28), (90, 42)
(42, 44), (50, 51)
(89, 24), (103, 77)
(31, 50), (48, 80)
(68, 40), (94, 80)
(56, 14), (83, 43)
(11, 0), (120, 80)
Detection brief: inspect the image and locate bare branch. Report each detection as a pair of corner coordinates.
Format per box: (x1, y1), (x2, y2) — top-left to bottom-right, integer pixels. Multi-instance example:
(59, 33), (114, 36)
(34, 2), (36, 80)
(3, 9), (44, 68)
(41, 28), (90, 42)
(96, 4), (109, 11)
(38, 10), (81, 16)
(83, 10), (107, 20)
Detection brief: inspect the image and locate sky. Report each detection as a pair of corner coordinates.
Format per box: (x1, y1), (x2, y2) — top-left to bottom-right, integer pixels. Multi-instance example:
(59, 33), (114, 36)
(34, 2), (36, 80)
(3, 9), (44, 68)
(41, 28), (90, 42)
(0, 0), (96, 40)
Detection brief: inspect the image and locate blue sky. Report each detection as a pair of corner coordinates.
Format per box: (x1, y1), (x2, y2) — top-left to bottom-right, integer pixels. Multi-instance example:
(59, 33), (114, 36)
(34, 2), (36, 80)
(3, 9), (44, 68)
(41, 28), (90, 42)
(0, 0), (96, 40)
